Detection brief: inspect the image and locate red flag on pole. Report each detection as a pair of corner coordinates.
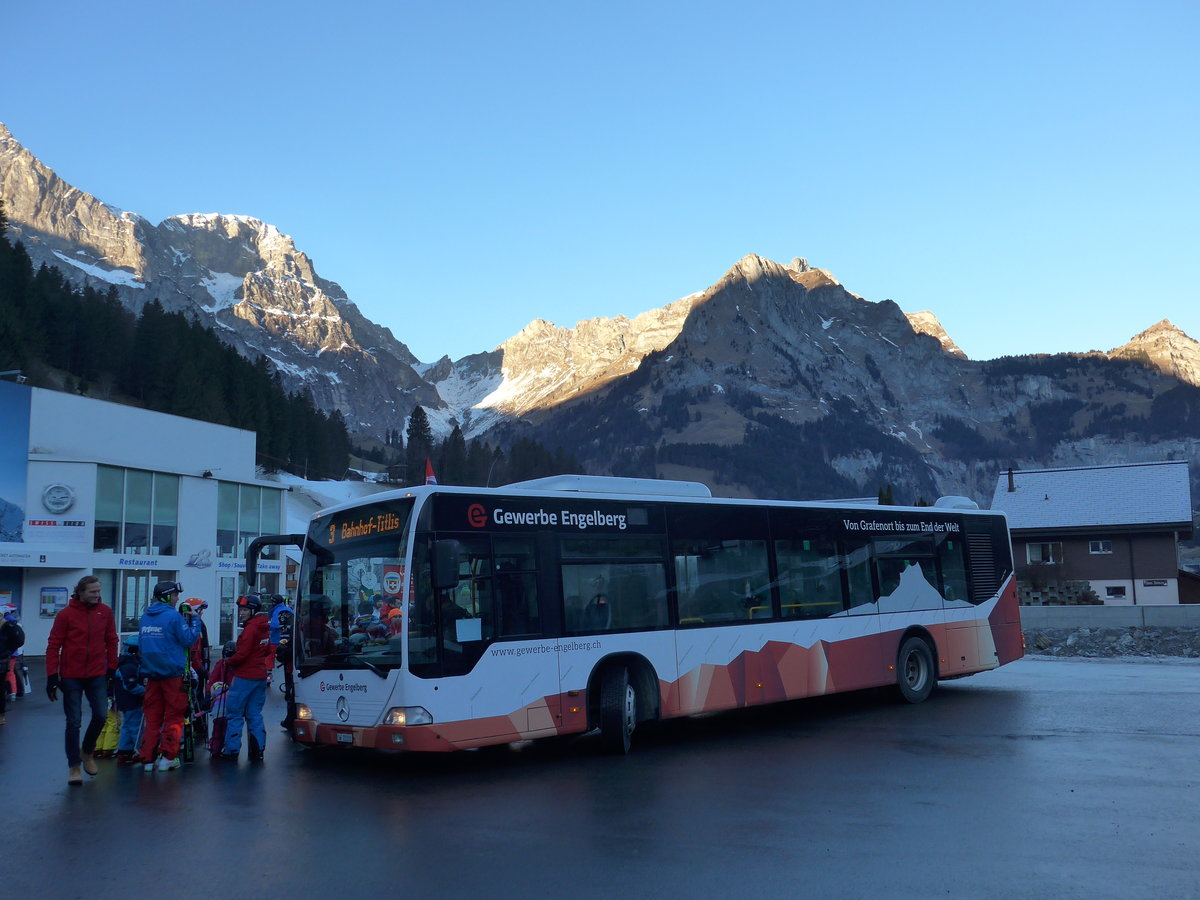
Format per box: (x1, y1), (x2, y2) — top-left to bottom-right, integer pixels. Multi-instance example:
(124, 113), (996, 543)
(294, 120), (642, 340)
(425, 458), (438, 485)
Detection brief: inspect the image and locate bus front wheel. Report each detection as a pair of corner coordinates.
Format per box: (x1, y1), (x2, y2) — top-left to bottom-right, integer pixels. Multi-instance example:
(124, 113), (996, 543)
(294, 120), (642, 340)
(599, 666), (636, 754)
(896, 636), (935, 704)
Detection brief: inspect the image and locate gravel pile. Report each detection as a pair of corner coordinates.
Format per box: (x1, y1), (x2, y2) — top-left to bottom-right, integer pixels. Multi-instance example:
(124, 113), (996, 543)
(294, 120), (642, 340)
(1023, 626), (1200, 658)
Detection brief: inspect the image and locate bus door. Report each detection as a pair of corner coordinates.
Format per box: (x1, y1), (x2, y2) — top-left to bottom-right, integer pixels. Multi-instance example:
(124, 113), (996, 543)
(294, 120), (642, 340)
(493, 534), (561, 734)
(669, 503), (772, 713)
(936, 529), (977, 675)
(835, 536), (886, 692)
(434, 534), (558, 738)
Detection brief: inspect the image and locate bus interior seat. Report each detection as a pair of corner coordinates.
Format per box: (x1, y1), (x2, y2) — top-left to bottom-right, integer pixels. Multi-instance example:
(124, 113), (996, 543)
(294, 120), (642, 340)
(581, 594), (611, 631)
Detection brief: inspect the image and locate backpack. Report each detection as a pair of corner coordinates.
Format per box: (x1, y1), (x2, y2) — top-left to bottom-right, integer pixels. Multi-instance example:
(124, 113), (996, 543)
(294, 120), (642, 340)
(0, 621), (24, 657)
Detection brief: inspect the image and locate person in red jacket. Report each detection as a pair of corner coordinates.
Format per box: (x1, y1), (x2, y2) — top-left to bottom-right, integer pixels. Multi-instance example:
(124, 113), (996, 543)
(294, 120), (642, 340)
(214, 594), (273, 762)
(45, 575), (119, 786)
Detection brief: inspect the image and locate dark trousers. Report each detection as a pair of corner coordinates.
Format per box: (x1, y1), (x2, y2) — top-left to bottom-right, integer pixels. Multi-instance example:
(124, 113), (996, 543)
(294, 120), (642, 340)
(61, 676), (108, 766)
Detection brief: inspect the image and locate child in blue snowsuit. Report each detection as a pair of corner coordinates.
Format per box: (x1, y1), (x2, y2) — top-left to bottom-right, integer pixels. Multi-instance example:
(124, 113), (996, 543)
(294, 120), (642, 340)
(114, 634), (145, 765)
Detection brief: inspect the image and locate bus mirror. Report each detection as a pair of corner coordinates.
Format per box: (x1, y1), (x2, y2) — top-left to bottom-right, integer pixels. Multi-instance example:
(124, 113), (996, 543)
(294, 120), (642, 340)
(433, 540), (461, 591)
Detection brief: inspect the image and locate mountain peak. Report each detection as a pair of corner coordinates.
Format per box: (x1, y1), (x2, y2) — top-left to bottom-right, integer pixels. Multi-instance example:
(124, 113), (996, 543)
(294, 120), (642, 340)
(1131, 319), (1186, 341)
(721, 254), (841, 292)
(1109, 319), (1200, 388)
(905, 310), (967, 359)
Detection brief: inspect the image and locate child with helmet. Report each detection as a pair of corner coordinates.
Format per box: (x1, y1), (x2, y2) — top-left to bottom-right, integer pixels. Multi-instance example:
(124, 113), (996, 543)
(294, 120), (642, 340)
(113, 633), (145, 765)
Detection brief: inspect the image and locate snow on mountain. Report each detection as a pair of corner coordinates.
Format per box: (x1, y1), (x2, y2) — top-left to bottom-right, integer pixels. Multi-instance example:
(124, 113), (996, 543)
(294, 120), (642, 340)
(0, 123), (439, 436)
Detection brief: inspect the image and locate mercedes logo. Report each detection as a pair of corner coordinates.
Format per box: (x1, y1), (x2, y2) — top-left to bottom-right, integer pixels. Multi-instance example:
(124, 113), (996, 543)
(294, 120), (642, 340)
(336, 696), (349, 722)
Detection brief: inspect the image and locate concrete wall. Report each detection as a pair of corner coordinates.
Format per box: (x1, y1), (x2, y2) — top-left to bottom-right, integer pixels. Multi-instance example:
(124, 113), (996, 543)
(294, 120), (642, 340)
(1020, 605), (1200, 629)
(30, 387), (257, 481)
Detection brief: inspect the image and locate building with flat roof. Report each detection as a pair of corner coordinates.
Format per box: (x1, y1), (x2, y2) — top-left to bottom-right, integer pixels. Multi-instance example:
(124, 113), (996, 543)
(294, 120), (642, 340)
(0, 380), (286, 651)
(990, 461), (1194, 605)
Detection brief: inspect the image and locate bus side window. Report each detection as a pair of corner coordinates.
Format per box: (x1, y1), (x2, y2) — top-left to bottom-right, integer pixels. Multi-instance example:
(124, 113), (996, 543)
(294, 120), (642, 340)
(937, 535), (970, 606)
(561, 562), (668, 633)
(775, 536), (842, 619)
(843, 539), (875, 614)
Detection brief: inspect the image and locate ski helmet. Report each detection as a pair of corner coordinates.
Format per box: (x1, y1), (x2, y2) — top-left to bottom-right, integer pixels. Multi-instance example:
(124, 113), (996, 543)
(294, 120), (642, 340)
(178, 597), (207, 615)
(237, 593), (263, 613)
(122, 633), (140, 650)
(153, 580), (183, 600)
(222, 640), (237, 658)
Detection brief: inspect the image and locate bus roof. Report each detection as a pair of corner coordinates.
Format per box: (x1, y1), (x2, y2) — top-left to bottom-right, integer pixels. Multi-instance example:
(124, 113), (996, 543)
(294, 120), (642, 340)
(503, 475), (712, 498)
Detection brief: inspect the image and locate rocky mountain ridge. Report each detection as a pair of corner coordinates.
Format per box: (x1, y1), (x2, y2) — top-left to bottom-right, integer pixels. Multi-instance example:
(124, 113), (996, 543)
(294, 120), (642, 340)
(4, 122), (1200, 505)
(0, 124), (437, 435)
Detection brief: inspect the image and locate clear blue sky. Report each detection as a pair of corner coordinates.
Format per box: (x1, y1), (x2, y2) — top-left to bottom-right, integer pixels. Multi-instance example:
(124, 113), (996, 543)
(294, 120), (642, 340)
(5, 1), (1197, 363)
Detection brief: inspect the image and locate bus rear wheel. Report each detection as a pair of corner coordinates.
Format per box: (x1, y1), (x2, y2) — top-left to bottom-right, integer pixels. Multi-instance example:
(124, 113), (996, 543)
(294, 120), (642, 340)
(896, 636), (935, 704)
(599, 666), (636, 754)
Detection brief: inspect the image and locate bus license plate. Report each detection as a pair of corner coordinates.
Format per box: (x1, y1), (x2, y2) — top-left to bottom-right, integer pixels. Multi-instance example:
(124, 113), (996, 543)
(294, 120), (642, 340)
(336, 732), (353, 744)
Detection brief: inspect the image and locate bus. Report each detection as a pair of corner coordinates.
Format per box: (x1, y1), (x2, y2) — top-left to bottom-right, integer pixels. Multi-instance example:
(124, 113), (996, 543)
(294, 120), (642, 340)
(249, 475), (1021, 755)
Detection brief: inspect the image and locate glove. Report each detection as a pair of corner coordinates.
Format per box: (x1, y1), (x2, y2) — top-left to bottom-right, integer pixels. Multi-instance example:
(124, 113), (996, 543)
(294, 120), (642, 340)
(47, 673), (61, 702)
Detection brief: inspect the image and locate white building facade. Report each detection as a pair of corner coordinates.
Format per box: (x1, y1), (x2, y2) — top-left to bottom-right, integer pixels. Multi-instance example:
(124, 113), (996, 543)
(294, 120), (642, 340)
(0, 381), (286, 652)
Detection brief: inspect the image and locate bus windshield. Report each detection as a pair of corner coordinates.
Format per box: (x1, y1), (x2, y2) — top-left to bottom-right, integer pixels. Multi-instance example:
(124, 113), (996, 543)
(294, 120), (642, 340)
(296, 498), (415, 673)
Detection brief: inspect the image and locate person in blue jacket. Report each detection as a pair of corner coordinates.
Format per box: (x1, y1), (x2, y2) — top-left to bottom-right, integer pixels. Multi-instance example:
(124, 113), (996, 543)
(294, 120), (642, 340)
(137, 581), (201, 773)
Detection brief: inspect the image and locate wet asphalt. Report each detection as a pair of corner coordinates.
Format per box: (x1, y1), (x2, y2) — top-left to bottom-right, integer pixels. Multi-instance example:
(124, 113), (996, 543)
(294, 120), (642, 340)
(3, 658), (1198, 899)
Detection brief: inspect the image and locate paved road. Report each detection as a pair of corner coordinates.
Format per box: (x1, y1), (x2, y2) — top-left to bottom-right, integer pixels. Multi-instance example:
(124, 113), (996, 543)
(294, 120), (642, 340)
(4, 658), (1198, 899)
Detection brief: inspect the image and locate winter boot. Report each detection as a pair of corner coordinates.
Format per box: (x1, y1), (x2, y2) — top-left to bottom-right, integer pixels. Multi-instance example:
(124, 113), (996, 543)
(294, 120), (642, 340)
(81, 751), (98, 776)
(68, 766), (83, 785)
(248, 735), (264, 762)
(156, 755), (181, 772)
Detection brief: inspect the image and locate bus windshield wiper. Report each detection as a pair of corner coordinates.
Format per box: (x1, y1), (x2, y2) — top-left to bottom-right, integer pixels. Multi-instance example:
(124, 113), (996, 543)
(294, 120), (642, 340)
(356, 655), (386, 678)
(313, 651), (387, 678)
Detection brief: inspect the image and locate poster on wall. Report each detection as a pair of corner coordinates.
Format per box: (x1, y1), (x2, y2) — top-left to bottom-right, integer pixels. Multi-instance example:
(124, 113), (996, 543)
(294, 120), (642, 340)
(40, 586), (68, 618)
(0, 380), (32, 543)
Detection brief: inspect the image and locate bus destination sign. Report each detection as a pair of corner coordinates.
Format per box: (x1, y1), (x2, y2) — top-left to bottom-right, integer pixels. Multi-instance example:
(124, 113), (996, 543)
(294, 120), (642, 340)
(315, 501), (413, 547)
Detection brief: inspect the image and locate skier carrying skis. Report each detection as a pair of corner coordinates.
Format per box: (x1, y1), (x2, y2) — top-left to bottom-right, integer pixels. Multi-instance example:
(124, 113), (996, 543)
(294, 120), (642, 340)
(138, 581), (201, 773)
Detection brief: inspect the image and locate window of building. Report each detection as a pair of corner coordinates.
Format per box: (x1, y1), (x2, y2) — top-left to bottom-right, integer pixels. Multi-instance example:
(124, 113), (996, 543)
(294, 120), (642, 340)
(93, 466), (179, 555)
(95, 568), (180, 635)
(1105, 585), (1127, 599)
(1026, 542), (1062, 565)
(218, 573), (279, 644)
(216, 483), (284, 558)
(1089, 540), (1113, 555)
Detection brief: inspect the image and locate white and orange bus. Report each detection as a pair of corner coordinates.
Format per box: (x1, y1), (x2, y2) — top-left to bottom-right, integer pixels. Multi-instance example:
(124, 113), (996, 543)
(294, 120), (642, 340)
(250, 475), (1021, 755)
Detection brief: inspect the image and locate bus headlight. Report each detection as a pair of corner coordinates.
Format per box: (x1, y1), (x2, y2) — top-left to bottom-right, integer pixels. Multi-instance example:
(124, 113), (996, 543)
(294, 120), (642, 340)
(383, 706), (432, 727)
(295, 703), (313, 720)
